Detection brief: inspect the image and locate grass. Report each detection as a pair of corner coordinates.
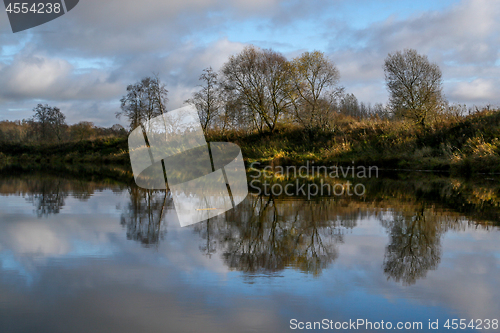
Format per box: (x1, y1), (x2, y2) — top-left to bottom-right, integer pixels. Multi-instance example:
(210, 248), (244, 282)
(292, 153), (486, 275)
(2, 109), (500, 175)
(206, 110), (500, 175)
(0, 137), (129, 166)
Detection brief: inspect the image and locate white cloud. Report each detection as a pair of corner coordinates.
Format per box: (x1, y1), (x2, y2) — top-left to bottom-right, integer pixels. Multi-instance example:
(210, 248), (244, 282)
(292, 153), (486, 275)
(451, 78), (497, 102)
(0, 53), (122, 102)
(327, 0), (500, 106)
(0, 55), (72, 98)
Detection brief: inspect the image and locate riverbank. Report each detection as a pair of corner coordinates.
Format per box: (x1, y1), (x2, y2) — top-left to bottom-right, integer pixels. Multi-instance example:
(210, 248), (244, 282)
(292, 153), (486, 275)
(209, 109), (500, 175)
(2, 109), (500, 175)
(2, 162), (499, 226)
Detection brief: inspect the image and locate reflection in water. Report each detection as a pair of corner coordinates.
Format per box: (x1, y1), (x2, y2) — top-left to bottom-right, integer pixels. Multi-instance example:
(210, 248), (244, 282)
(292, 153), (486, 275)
(380, 205), (444, 286)
(1, 170), (500, 333)
(25, 179), (68, 217)
(120, 187), (173, 247)
(196, 197), (347, 275)
(0, 171), (498, 285)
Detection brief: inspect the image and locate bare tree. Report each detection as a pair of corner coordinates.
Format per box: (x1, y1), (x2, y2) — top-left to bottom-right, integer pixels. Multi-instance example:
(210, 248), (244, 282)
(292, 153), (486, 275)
(339, 93), (360, 118)
(116, 76), (168, 130)
(32, 104), (66, 142)
(384, 49), (445, 127)
(290, 51), (342, 131)
(151, 73), (168, 116)
(218, 91), (249, 133)
(221, 46), (291, 133)
(185, 67), (224, 131)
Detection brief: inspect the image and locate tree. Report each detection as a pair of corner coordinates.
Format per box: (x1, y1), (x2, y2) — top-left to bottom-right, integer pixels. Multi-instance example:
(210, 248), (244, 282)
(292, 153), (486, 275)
(185, 67), (224, 131)
(32, 104), (66, 142)
(371, 103), (389, 119)
(70, 121), (94, 142)
(221, 46), (291, 133)
(110, 124), (127, 137)
(384, 49), (445, 127)
(339, 93), (360, 118)
(116, 75), (168, 130)
(0, 120), (29, 143)
(290, 51), (342, 131)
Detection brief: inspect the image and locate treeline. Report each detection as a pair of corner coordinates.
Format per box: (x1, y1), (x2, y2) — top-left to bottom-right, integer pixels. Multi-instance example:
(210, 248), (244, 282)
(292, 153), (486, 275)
(189, 47), (491, 133)
(117, 47), (390, 134)
(187, 46), (388, 134)
(2, 46), (500, 174)
(118, 46), (488, 136)
(0, 104), (127, 144)
(1, 46), (493, 146)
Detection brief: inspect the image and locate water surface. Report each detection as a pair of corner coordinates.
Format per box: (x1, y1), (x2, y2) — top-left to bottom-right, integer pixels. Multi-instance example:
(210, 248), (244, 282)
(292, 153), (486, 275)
(0, 171), (499, 332)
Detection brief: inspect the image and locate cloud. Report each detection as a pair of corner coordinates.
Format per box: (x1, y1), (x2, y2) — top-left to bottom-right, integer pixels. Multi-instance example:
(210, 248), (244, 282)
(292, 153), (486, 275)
(450, 78), (498, 102)
(0, 38), (245, 125)
(0, 0), (268, 125)
(1, 0), (500, 125)
(327, 0), (500, 105)
(18, 0), (288, 59)
(0, 52), (122, 101)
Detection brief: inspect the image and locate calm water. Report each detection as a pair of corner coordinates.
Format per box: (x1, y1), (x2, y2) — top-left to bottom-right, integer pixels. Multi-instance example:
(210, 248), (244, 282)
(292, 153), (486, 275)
(0, 170), (499, 332)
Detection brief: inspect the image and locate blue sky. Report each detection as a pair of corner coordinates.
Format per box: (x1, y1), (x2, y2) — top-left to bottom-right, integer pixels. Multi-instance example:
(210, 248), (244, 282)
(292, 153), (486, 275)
(0, 0), (499, 126)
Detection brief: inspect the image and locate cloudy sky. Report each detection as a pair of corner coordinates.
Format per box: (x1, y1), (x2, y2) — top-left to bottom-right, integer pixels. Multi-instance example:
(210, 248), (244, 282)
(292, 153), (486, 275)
(0, 0), (499, 126)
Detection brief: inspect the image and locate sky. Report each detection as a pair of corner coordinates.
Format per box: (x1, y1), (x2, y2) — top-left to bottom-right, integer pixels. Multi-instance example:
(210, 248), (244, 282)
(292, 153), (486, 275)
(0, 0), (499, 126)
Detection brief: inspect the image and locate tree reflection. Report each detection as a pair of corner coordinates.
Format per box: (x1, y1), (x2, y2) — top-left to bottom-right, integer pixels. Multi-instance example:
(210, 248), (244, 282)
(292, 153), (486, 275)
(195, 219), (224, 258)
(1, 170), (495, 282)
(120, 187), (173, 247)
(22, 178), (109, 217)
(25, 179), (68, 217)
(194, 196), (352, 275)
(380, 204), (446, 286)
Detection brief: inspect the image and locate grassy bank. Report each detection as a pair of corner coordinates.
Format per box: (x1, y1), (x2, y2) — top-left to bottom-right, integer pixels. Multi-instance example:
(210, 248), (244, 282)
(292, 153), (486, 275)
(208, 109), (500, 175)
(2, 109), (500, 175)
(0, 136), (129, 166)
